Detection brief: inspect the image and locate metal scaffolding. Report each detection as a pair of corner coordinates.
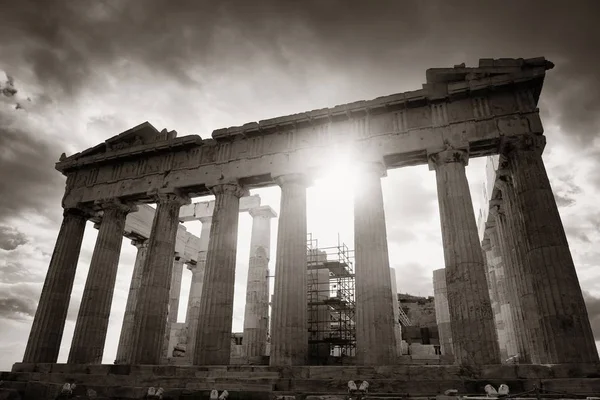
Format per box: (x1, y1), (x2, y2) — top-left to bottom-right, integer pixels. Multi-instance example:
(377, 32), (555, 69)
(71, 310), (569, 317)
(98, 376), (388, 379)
(306, 233), (356, 364)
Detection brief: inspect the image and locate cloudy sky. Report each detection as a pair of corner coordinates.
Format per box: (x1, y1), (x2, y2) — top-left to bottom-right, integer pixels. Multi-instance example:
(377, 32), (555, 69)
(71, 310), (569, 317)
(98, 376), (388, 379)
(1, 0), (600, 369)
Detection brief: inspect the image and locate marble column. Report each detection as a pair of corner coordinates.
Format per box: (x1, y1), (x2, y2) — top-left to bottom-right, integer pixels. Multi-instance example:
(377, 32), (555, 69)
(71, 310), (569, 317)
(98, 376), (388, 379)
(432, 268), (453, 357)
(168, 255), (185, 324)
(194, 183), (245, 365)
(503, 134), (598, 363)
(490, 203), (531, 363)
(270, 174), (308, 366)
(243, 206), (276, 362)
(184, 216), (210, 361)
(115, 239), (148, 364)
(485, 224), (518, 360)
(68, 200), (134, 364)
(430, 148), (500, 365)
(353, 162), (397, 365)
(390, 268), (403, 357)
(130, 191), (190, 365)
(23, 208), (88, 363)
(482, 237), (507, 361)
(162, 254), (186, 359)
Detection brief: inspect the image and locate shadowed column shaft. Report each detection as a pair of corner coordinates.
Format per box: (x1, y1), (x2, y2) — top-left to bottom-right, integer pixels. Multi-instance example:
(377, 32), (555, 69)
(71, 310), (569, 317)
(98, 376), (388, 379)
(482, 240), (506, 360)
(354, 163), (398, 365)
(130, 192), (188, 365)
(243, 206), (275, 361)
(23, 209), (87, 363)
(492, 209), (531, 363)
(505, 134), (598, 363)
(69, 201), (131, 364)
(115, 240), (148, 364)
(486, 226), (518, 360)
(431, 149), (499, 365)
(169, 257), (185, 325)
(270, 174), (308, 366)
(185, 217), (210, 361)
(194, 184), (244, 365)
(433, 268), (453, 357)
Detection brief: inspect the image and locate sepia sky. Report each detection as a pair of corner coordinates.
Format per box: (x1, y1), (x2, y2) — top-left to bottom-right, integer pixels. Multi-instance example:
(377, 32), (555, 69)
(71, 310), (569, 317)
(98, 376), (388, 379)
(1, 0), (600, 369)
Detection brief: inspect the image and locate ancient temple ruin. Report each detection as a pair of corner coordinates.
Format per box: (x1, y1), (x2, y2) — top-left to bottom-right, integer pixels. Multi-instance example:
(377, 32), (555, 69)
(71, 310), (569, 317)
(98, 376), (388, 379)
(4, 57), (600, 398)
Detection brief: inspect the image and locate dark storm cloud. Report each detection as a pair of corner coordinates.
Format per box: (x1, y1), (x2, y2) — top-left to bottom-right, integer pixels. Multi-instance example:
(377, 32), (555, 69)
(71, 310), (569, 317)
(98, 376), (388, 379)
(0, 225), (28, 250)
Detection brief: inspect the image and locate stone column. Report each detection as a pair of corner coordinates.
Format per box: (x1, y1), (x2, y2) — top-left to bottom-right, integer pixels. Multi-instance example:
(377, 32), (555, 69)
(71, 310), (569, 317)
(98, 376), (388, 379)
(184, 216), (210, 361)
(432, 268), (453, 357)
(502, 134), (598, 363)
(68, 200), (134, 364)
(115, 239), (148, 364)
(429, 148), (499, 365)
(485, 225), (518, 360)
(23, 208), (88, 363)
(390, 268), (403, 357)
(194, 183), (245, 365)
(130, 191), (190, 365)
(162, 254), (186, 359)
(270, 174), (308, 366)
(168, 255), (185, 324)
(243, 206), (277, 362)
(353, 162), (398, 365)
(482, 237), (507, 361)
(490, 203), (531, 363)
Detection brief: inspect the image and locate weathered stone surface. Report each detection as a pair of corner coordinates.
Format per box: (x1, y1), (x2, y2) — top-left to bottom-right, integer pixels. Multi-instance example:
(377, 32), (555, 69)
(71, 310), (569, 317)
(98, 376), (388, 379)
(353, 162), (397, 365)
(23, 209), (87, 363)
(130, 192), (190, 364)
(69, 200), (133, 364)
(503, 134), (599, 364)
(430, 148), (499, 365)
(115, 239), (148, 364)
(243, 206), (276, 360)
(270, 174), (308, 366)
(195, 184), (246, 365)
(432, 268), (453, 358)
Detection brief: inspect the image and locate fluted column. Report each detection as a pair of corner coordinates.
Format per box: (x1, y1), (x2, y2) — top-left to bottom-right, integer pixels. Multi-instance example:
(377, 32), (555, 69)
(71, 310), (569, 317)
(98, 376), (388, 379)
(390, 268), (403, 357)
(270, 174), (308, 366)
(162, 254), (186, 359)
(115, 239), (148, 364)
(485, 225), (518, 360)
(184, 216), (210, 361)
(490, 204), (531, 363)
(243, 206), (277, 362)
(130, 191), (190, 365)
(482, 237), (507, 361)
(168, 255), (185, 324)
(23, 208), (88, 363)
(432, 268), (453, 357)
(353, 162), (397, 365)
(68, 200), (134, 364)
(429, 148), (500, 365)
(503, 134), (598, 363)
(194, 183), (246, 365)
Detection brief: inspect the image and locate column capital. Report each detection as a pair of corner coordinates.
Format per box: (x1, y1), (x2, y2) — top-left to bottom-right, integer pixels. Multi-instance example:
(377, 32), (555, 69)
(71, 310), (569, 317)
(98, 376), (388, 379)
(199, 216), (212, 224)
(481, 237), (492, 252)
(131, 238), (148, 249)
(428, 147), (469, 170)
(274, 173), (310, 187)
(63, 207), (91, 219)
(147, 189), (191, 206)
(208, 183), (247, 198)
(94, 198), (138, 214)
(503, 133), (546, 156)
(249, 205), (277, 219)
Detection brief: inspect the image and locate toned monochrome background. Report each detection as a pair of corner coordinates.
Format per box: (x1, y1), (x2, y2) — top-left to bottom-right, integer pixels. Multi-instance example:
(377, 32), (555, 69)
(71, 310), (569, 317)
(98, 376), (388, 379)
(1, 0), (599, 369)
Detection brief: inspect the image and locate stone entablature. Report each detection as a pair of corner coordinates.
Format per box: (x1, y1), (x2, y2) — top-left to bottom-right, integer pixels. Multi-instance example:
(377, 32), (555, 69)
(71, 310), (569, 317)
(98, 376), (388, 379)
(56, 58), (552, 209)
